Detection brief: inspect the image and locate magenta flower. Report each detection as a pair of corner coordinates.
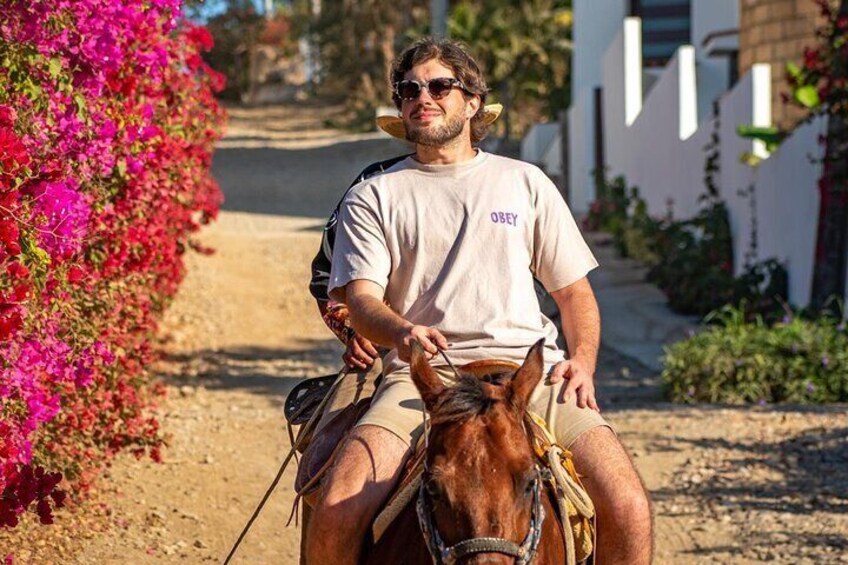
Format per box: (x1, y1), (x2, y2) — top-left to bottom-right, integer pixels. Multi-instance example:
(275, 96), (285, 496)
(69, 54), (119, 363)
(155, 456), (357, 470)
(28, 179), (91, 260)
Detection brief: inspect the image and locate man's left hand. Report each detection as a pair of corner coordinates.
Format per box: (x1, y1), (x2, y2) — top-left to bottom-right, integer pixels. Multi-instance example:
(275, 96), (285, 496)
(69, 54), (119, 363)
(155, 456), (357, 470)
(549, 358), (600, 412)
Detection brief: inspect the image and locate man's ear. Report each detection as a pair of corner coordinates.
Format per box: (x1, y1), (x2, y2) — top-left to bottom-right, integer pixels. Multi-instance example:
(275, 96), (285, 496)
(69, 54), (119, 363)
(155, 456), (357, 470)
(466, 95), (481, 120)
(410, 342), (446, 413)
(510, 339), (545, 412)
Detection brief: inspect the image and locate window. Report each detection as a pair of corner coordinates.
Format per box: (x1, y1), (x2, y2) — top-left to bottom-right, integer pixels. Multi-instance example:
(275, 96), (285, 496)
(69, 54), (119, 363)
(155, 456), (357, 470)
(629, 0), (691, 67)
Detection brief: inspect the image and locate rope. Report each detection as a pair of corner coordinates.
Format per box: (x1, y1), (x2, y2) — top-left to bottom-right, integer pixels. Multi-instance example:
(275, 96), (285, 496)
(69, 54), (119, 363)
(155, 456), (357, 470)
(438, 347), (461, 379)
(547, 446), (595, 518)
(222, 367), (349, 565)
(546, 446), (596, 565)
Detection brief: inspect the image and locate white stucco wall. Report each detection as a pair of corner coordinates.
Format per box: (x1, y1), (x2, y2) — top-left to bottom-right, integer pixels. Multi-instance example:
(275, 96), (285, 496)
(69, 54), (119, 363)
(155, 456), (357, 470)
(520, 123), (559, 165)
(692, 0), (739, 124)
(567, 88), (596, 215)
(572, 0), (628, 101)
(753, 117), (826, 305)
(601, 25), (628, 181)
(599, 16), (824, 306)
(556, 3), (828, 306)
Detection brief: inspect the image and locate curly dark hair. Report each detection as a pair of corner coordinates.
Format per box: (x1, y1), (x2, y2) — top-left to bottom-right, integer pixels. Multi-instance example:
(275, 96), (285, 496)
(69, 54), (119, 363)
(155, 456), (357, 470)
(390, 37), (491, 143)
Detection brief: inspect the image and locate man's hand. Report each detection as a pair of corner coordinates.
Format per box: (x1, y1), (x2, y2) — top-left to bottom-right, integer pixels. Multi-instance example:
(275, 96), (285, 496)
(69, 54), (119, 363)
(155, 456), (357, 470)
(343, 334), (380, 370)
(550, 356), (600, 412)
(395, 325), (448, 362)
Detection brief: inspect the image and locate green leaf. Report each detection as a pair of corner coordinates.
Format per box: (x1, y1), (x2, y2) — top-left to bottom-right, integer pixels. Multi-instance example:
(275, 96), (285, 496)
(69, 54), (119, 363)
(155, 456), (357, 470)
(48, 57), (62, 79)
(73, 93), (86, 118)
(794, 85), (820, 109)
(785, 61), (802, 81)
(736, 125), (785, 152)
(736, 125), (786, 153)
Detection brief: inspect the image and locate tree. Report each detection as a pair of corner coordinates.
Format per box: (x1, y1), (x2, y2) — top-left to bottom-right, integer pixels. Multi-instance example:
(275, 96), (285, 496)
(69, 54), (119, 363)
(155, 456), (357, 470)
(447, 0), (573, 140)
(198, 0), (266, 100)
(304, 0), (430, 127)
(808, 0), (848, 312)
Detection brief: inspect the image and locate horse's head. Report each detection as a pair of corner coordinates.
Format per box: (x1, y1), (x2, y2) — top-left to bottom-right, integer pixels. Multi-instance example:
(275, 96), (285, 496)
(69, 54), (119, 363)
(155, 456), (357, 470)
(410, 339), (547, 564)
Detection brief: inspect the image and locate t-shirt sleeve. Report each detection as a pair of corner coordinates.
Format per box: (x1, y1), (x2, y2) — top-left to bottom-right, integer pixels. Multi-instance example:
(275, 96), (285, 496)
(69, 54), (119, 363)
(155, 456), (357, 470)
(530, 169), (598, 292)
(328, 185), (391, 299)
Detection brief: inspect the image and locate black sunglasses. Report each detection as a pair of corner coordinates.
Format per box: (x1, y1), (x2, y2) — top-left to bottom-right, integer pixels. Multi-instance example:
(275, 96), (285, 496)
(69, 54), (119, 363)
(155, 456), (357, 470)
(393, 78), (470, 101)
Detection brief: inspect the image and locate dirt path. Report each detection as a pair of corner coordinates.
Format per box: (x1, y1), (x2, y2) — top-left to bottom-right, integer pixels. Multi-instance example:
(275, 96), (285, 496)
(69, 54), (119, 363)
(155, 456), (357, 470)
(3, 104), (846, 564)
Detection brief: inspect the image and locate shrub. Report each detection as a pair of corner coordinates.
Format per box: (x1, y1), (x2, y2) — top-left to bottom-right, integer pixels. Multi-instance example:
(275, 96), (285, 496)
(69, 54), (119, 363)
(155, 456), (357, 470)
(585, 173), (788, 318)
(0, 0), (224, 528)
(646, 202), (788, 317)
(662, 305), (848, 404)
(583, 173), (630, 239)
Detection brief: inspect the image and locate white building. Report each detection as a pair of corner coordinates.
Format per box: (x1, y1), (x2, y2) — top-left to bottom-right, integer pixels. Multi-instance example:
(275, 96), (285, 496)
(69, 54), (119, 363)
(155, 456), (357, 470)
(522, 0), (834, 306)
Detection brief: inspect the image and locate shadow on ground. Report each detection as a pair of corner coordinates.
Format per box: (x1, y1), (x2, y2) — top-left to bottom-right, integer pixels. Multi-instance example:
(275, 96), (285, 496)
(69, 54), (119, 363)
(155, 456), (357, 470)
(212, 138), (407, 219)
(655, 425), (848, 514)
(160, 338), (344, 398)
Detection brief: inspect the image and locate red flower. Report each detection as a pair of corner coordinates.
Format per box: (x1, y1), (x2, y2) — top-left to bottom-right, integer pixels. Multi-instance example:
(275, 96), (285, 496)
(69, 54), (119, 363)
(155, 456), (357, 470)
(185, 26), (214, 52)
(0, 127), (30, 179)
(803, 47), (820, 71)
(67, 266), (86, 283)
(0, 105), (16, 128)
(6, 261), (29, 279)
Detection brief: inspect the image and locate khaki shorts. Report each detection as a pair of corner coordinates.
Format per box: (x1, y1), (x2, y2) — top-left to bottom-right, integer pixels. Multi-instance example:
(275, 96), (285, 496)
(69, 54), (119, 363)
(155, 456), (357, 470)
(355, 363), (612, 448)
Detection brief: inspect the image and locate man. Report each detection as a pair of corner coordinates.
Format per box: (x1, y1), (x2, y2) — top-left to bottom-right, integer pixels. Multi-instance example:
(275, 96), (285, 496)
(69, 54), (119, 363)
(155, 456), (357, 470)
(306, 37), (653, 564)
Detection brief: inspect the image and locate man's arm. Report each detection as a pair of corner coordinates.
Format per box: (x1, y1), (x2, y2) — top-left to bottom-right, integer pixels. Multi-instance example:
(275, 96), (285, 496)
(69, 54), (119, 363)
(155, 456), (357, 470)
(310, 155), (411, 367)
(333, 280), (448, 362)
(549, 276), (601, 412)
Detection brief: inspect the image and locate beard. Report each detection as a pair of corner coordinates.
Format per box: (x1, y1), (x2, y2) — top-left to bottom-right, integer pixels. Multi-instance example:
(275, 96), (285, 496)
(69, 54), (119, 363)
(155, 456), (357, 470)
(405, 111), (466, 147)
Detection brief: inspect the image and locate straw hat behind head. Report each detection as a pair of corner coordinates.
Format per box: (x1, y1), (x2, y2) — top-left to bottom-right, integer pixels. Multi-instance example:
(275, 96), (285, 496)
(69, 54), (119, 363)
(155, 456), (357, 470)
(376, 103), (503, 141)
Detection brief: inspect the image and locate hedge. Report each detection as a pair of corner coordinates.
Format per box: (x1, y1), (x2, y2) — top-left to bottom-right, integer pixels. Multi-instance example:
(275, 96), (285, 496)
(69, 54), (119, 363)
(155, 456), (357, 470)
(0, 0), (224, 528)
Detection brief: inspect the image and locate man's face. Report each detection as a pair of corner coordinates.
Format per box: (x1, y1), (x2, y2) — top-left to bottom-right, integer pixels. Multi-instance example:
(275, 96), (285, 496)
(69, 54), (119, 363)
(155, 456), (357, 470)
(399, 59), (479, 147)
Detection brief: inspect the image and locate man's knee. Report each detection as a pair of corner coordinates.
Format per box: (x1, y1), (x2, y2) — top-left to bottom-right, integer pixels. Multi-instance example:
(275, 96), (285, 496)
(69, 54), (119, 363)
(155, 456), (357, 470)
(569, 426), (652, 527)
(312, 424), (410, 514)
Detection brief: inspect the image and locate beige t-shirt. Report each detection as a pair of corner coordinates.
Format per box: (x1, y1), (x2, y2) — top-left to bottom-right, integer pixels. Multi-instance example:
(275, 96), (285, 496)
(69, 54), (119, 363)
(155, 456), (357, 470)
(329, 150), (598, 376)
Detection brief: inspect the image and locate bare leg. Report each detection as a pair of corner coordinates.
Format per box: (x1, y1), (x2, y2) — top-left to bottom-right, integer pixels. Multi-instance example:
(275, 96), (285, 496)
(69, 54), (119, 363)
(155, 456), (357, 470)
(304, 424), (412, 565)
(570, 426), (653, 564)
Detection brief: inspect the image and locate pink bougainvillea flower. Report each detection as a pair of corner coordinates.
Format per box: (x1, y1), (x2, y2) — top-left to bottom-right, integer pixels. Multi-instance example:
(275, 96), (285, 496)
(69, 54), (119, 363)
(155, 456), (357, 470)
(28, 179), (91, 260)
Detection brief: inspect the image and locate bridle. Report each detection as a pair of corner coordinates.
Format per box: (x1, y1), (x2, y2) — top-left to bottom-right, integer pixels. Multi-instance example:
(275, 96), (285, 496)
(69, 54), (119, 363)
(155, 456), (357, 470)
(415, 466), (546, 565)
(415, 350), (546, 564)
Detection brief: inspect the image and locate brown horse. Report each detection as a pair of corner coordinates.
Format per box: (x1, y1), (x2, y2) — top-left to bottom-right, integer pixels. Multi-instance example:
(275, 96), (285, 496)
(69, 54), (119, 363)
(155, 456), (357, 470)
(363, 339), (568, 564)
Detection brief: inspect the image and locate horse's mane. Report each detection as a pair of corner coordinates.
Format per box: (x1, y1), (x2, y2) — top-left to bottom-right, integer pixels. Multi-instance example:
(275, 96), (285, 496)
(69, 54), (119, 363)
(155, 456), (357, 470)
(431, 371), (513, 425)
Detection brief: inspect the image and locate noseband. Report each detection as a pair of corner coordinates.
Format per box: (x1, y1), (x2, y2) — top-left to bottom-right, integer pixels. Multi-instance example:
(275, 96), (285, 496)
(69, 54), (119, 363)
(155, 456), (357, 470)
(415, 468), (546, 565)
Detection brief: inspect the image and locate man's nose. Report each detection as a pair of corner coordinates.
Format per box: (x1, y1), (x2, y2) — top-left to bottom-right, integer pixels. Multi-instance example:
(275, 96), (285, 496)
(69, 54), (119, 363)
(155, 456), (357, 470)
(417, 85), (437, 104)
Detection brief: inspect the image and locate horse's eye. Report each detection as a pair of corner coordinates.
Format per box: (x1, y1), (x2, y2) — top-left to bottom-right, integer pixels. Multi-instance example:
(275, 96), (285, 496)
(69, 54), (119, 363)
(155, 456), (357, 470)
(425, 479), (442, 499)
(516, 472), (535, 497)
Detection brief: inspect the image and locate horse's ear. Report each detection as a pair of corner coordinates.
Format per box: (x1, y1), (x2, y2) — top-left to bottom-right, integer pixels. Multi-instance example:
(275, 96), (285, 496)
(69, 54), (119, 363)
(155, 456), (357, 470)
(410, 342), (446, 413)
(511, 339), (545, 411)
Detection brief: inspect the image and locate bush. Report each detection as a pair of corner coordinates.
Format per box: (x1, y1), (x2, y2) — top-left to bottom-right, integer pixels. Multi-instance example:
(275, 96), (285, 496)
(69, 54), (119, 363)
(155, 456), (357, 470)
(0, 0), (224, 528)
(584, 173), (788, 318)
(662, 305), (848, 404)
(646, 202), (788, 317)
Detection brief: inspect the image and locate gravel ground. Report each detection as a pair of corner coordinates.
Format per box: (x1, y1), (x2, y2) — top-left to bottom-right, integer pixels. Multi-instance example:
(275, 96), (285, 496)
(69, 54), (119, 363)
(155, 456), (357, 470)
(1, 104), (846, 564)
